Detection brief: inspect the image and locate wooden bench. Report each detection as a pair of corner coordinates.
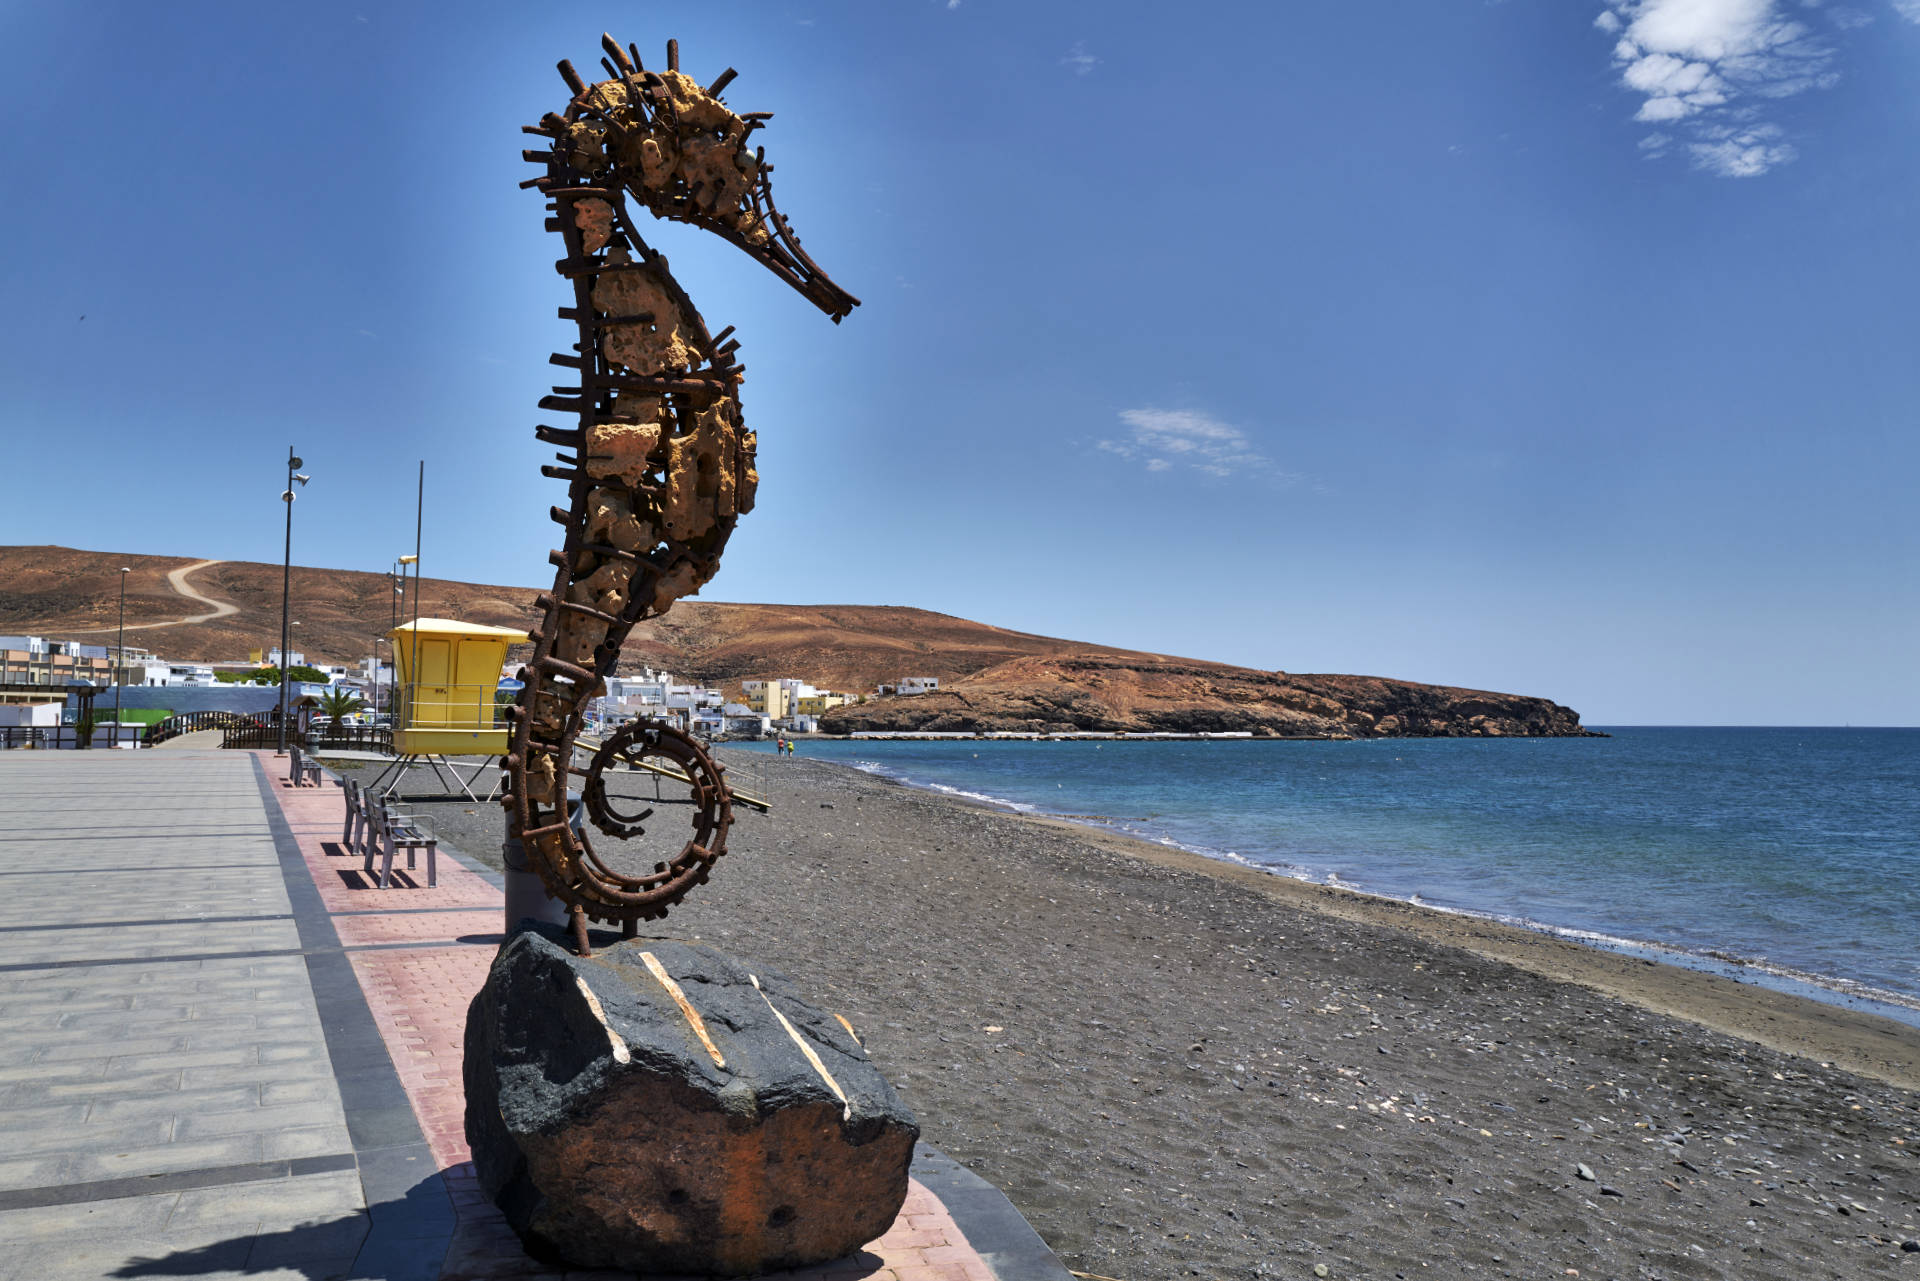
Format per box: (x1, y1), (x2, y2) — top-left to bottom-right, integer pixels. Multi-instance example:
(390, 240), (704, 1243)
(364, 792), (437, 889)
(287, 746), (324, 788)
(339, 777), (366, 853)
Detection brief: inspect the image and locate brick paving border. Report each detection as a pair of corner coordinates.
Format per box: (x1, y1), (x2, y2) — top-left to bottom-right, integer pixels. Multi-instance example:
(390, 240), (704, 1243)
(264, 756), (1064, 1281)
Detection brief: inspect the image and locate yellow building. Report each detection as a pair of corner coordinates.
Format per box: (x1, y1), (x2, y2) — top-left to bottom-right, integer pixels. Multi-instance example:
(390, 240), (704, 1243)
(742, 680), (789, 719)
(794, 694), (846, 716)
(387, 618), (526, 756)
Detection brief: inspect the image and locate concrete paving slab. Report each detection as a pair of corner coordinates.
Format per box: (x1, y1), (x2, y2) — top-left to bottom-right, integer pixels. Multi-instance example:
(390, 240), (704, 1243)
(0, 753), (387, 1279)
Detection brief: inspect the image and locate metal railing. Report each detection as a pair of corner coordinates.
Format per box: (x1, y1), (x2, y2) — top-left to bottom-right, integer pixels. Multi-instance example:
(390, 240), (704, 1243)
(395, 682), (512, 732)
(0, 724), (146, 750)
(306, 724), (394, 754)
(222, 721), (299, 750)
(146, 710), (264, 746)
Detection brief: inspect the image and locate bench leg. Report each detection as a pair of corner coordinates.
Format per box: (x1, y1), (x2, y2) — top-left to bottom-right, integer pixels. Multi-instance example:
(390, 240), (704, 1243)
(426, 840), (437, 889)
(365, 830), (391, 887)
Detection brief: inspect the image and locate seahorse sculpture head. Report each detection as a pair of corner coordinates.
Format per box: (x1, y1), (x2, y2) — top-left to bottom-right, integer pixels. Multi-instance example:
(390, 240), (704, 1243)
(546, 35), (858, 321)
(505, 34), (859, 952)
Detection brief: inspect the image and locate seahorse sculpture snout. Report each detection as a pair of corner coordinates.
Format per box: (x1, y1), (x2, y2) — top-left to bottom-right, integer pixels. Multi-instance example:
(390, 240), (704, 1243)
(503, 34), (858, 951)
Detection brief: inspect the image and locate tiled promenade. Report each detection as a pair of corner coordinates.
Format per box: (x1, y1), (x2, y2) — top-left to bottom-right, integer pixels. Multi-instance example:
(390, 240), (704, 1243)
(0, 750), (1067, 1281)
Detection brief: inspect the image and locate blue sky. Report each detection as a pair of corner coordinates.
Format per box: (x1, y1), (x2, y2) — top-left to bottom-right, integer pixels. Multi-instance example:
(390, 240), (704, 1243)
(2, 2), (1914, 725)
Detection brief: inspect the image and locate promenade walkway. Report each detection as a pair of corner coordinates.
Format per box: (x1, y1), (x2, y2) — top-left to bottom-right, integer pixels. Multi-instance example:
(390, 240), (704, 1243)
(0, 750), (1064, 1281)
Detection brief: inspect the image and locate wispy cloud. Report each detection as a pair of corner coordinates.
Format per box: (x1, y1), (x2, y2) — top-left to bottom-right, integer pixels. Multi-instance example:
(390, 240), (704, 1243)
(1060, 41), (1099, 76)
(1596, 0), (1850, 176)
(1097, 408), (1299, 484)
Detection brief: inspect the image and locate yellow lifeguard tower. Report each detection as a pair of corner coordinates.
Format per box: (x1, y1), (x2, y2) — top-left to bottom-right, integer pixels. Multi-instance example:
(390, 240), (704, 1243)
(373, 617), (525, 798)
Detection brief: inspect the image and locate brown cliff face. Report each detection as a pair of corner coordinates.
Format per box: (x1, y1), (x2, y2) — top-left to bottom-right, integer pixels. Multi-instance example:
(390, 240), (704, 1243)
(817, 652), (1595, 739)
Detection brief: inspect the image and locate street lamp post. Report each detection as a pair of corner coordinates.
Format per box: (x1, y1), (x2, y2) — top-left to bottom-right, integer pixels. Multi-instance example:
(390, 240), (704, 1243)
(278, 447), (311, 754)
(384, 561), (405, 717)
(397, 553), (419, 729)
(114, 566), (129, 747)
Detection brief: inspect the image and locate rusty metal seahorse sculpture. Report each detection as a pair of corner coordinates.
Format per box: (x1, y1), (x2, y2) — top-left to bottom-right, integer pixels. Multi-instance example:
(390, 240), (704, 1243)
(505, 35), (857, 953)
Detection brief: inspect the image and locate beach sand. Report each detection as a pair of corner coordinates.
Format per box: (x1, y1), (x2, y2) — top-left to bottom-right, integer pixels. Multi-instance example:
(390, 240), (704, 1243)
(354, 750), (1920, 1280)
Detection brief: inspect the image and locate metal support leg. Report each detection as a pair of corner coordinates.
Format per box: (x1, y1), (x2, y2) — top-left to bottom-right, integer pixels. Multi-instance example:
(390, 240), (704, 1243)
(368, 755), (410, 799)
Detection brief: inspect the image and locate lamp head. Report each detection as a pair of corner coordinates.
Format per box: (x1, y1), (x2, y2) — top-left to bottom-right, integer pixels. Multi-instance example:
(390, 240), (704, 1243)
(289, 456), (303, 470)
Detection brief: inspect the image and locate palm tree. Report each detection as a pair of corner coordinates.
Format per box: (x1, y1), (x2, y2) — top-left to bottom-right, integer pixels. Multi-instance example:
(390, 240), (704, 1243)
(316, 688), (365, 722)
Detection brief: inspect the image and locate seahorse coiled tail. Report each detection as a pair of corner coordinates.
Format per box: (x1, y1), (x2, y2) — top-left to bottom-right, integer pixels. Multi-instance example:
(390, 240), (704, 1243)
(503, 35), (857, 947)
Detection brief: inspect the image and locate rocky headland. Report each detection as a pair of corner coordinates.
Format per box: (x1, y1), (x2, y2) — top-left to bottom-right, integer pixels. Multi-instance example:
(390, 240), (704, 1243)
(820, 651), (1597, 738)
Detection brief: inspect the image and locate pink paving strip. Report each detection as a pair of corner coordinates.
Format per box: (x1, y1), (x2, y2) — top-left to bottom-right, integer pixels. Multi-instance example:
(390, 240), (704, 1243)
(334, 909), (503, 948)
(259, 756), (996, 1281)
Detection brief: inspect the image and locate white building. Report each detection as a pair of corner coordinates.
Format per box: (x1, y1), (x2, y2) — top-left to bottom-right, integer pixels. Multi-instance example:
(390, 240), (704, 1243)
(721, 703), (769, 736)
(592, 671), (721, 729)
(166, 664), (218, 686)
(897, 676), (940, 695)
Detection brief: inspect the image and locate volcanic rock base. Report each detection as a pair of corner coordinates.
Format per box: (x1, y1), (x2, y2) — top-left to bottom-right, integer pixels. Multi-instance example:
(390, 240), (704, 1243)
(464, 926), (918, 1275)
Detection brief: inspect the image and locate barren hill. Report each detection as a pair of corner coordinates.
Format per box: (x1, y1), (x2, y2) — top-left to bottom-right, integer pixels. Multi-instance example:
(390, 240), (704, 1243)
(0, 546), (541, 669)
(0, 546), (1132, 691)
(0, 545), (1594, 737)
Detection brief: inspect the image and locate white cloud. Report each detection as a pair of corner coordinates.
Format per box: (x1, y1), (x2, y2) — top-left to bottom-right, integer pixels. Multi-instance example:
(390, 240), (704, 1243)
(1097, 409), (1298, 484)
(1060, 41), (1099, 76)
(1689, 121), (1797, 174)
(1596, 0), (1844, 176)
(1894, 0), (1920, 22)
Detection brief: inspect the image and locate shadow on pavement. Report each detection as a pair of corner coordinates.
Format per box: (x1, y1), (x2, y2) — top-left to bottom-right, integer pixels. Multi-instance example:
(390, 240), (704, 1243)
(110, 1173), (453, 1281)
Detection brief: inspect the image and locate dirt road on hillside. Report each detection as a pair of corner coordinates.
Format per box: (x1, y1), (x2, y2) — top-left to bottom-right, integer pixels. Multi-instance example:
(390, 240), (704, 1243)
(64, 559), (239, 633)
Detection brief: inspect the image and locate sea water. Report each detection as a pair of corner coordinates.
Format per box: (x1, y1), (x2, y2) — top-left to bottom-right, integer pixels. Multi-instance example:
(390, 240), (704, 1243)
(736, 729), (1920, 1021)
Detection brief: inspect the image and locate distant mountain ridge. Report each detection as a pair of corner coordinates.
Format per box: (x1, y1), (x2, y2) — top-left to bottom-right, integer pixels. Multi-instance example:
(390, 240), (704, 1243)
(0, 545), (1594, 738)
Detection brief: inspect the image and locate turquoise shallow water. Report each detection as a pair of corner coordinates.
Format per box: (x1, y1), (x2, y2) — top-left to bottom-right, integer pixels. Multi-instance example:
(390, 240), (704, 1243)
(737, 729), (1920, 1017)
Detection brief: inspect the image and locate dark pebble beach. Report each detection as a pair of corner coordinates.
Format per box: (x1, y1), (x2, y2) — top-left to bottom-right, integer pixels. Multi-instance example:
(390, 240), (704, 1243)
(330, 749), (1920, 1281)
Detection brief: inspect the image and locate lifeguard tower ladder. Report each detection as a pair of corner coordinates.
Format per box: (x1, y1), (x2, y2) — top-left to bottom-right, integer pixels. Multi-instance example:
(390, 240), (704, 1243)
(368, 617), (526, 800)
